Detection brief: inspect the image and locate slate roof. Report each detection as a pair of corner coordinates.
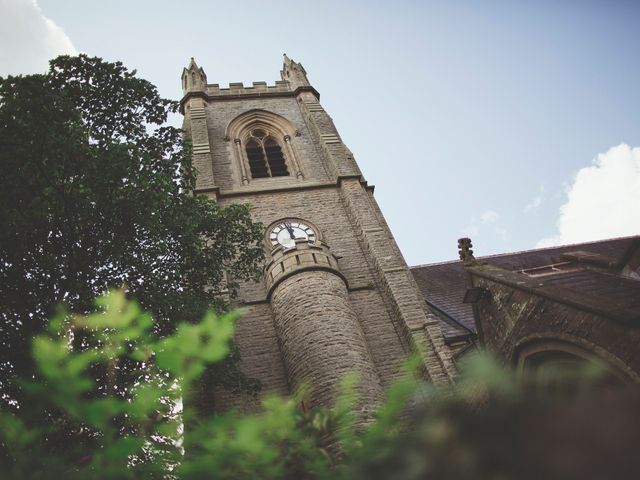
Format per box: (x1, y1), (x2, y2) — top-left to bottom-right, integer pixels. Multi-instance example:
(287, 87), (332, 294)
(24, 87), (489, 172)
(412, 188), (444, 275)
(410, 236), (640, 342)
(542, 269), (640, 312)
(411, 260), (473, 341)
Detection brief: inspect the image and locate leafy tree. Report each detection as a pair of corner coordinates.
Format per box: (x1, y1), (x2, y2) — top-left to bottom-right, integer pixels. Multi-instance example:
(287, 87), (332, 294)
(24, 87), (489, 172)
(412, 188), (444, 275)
(0, 55), (264, 408)
(2, 292), (638, 479)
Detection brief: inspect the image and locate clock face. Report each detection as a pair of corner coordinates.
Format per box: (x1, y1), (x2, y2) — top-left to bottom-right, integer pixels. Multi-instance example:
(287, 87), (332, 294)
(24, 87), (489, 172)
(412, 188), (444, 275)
(269, 221), (316, 248)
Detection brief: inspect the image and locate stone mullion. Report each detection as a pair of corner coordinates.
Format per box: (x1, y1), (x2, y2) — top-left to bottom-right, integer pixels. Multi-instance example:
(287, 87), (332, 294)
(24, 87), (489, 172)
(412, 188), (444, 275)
(259, 140), (273, 178)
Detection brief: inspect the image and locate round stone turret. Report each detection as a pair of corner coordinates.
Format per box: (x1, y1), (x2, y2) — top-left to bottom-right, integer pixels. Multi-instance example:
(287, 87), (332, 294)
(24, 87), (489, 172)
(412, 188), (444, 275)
(265, 240), (343, 296)
(266, 240), (383, 414)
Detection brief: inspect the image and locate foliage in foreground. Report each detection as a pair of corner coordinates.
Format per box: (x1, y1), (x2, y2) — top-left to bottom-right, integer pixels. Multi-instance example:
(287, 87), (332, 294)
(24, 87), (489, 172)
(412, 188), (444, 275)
(0, 54), (264, 408)
(1, 292), (640, 480)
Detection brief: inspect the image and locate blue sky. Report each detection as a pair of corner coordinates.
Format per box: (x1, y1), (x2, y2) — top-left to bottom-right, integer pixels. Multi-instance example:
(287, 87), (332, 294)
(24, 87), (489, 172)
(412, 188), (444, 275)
(3, 0), (639, 264)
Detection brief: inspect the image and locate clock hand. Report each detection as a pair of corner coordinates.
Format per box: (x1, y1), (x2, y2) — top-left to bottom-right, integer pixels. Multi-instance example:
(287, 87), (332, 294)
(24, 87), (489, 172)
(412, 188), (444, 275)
(284, 222), (295, 239)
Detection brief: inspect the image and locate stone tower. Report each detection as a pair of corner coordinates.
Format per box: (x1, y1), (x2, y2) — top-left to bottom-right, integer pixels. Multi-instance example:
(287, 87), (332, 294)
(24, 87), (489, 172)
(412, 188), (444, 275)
(180, 56), (455, 413)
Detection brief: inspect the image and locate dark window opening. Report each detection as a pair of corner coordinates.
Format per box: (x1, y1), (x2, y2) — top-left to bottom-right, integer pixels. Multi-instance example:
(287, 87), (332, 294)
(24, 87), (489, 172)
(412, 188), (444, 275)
(246, 139), (269, 178)
(245, 133), (289, 178)
(264, 138), (288, 176)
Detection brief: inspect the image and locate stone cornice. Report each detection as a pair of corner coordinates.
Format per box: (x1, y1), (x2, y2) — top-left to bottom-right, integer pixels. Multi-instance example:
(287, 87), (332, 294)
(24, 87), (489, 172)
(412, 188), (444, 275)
(233, 282), (375, 307)
(194, 176), (374, 199)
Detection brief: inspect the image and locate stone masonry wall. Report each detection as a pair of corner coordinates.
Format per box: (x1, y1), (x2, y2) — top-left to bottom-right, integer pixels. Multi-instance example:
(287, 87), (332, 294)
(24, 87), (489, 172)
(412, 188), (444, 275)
(216, 185), (411, 399)
(271, 269), (383, 411)
(337, 178), (456, 383)
(202, 96), (332, 190)
(474, 278), (640, 381)
(182, 66), (455, 411)
(212, 302), (289, 414)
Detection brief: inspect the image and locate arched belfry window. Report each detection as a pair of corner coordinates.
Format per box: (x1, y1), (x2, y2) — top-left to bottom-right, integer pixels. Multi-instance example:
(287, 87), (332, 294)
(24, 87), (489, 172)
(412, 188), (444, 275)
(245, 129), (289, 178)
(226, 109), (304, 185)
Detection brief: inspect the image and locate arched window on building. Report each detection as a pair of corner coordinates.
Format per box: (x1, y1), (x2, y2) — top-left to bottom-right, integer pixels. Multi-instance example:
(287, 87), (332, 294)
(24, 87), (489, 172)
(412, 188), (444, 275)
(516, 339), (629, 395)
(245, 129), (289, 178)
(226, 110), (303, 185)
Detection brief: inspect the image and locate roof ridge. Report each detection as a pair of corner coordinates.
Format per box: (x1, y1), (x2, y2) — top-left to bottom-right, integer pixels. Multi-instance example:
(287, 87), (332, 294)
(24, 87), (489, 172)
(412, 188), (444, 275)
(410, 258), (461, 269)
(409, 235), (640, 269)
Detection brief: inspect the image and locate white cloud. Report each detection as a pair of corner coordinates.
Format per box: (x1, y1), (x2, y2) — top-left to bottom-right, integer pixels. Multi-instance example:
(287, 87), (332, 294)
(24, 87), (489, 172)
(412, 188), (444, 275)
(462, 210), (509, 244)
(462, 224), (479, 237)
(0, 0), (76, 76)
(523, 185), (544, 213)
(494, 227), (508, 241)
(480, 210), (499, 224)
(537, 143), (640, 248)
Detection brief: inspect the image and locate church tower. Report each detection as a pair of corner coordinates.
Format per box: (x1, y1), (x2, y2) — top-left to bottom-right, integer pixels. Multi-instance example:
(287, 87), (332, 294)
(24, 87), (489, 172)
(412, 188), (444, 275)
(180, 56), (455, 413)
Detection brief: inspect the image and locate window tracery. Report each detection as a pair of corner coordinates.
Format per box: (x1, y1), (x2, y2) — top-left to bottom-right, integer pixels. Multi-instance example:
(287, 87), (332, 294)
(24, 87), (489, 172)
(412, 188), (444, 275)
(226, 109), (304, 185)
(245, 129), (289, 178)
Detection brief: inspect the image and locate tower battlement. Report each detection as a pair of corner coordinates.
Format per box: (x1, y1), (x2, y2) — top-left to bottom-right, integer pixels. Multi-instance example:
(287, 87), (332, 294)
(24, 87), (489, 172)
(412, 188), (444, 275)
(180, 75), (319, 114)
(181, 55), (318, 112)
(203, 80), (290, 96)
